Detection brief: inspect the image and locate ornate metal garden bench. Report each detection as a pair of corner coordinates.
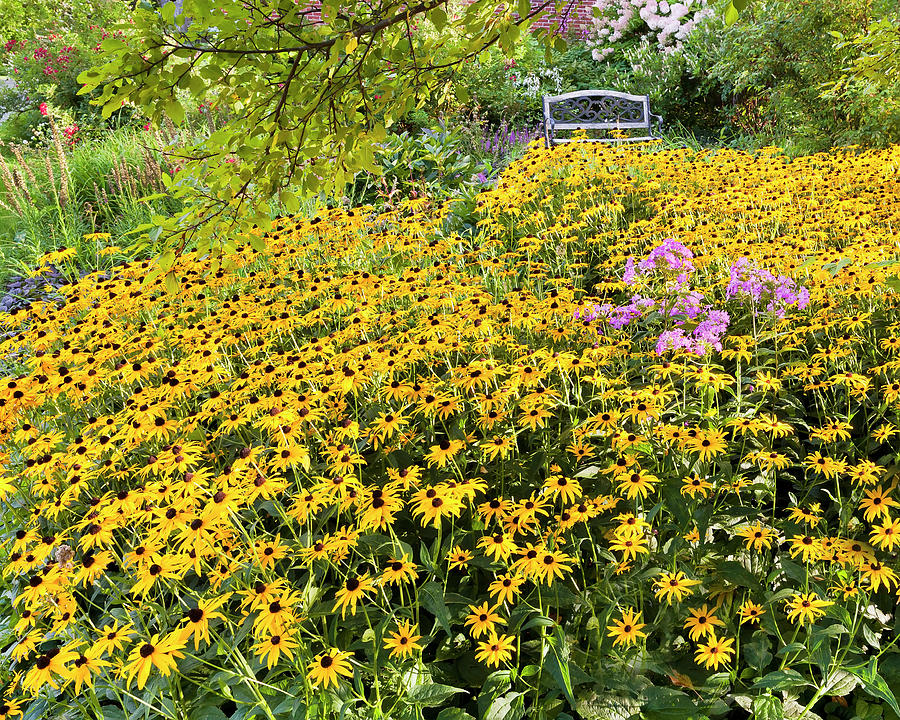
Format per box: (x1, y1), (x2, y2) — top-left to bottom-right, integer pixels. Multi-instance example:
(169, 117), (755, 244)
(543, 90), (663, 147)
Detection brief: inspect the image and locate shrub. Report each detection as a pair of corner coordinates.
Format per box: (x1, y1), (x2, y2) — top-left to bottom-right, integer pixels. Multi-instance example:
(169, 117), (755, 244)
(0, 0), (133, 145)
(707, 0), (900, 150)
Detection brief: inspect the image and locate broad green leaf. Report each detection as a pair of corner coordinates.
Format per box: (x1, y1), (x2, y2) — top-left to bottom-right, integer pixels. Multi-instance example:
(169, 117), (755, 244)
(484, 692), (525, 720)
(248, 235), (266, 253)
(406, 683), (466, 707)
(436, 710), (475, 720)
(641, 687), (698, 720)
(743, 636), (772, 671)
(718, 560), (758, 588)
(752, 695), (782, 720)
(279, 190), (300, 215)
(158, 249), (176, 272)
(751, 669), (806, 691)
(847, 659), (900, 717)
(428, 6), (448, 30)
(100, 38), (127, 53)
(165, 99), (185, 125)
(543, 626), (576, 708)
(724, 3), (739, 25)
(164, 271), (180, 295)
(190, 709), (228, 720)
(419, 581), (452, 636)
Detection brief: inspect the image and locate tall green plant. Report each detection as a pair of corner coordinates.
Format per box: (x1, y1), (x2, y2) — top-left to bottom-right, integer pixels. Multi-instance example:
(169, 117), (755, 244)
(0, 125), (180, 281)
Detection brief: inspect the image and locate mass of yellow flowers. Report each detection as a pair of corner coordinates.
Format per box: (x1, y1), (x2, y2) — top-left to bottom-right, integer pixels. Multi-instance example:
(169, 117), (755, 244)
(1, 140), (899, 717)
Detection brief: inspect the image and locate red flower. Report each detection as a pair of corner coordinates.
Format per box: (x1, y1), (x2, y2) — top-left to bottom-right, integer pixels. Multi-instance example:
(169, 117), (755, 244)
(39, 102), (48, 116)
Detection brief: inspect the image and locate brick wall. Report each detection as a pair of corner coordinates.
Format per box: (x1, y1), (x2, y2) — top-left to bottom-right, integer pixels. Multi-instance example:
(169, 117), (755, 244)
(298, 2), (597, 37)
(529, 0), (596, 35)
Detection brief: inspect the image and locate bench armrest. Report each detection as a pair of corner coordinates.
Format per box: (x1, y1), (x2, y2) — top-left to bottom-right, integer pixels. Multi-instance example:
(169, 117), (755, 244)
(649, 112), (663, 137)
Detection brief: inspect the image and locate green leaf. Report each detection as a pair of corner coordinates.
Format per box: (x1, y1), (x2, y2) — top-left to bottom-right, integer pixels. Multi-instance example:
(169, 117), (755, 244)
(544, 626), (576, 708)
(752, 669), (806, 691)
(743, 636), (772, 671)
(407, 683), (466, 707)
(419, 581), (452, 636)
(166, 99), (185, 125)
(190, 709), (228, 720)
(724, 3), (739, 26)
(279, 190), (300, 215)
(436, 710), (475, 720)
(661, 478), (690, 527)
(164, 271), (180, 295)
(247, 235), (266, 254)
(641, 687), (698, 720)
(522, 615), (555, 631)
(478, 671), (512, 719)
(100, 38), (127, 53)
(100, 707), (127, 720)
(484, 692), (526, 720)
(136, 192), (168, 203)
(848, 658), (900, 717)
(824, 669), (859, 697)
(718, 560), (758, 588)
(428, 6), (448, 30)
(158, 249), (176, 272)
(777, 557), (807, 584)
(752, 695), (783, 720)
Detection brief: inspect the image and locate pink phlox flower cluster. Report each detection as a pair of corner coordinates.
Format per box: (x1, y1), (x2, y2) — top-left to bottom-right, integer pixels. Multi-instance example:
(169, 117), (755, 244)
(577, 241), (731, 355)
(726, 258), (810, 318)
(655, 281), (729, 357)
(655, 305), (729, 356)
(624, 238), (694, 287)
(573, 304), (605, 323)
(608, 295), (655, 329)
(668, 289), (704, 320)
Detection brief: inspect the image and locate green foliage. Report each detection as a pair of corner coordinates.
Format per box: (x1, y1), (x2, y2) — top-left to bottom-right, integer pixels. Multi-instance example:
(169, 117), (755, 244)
(620, 19), (730, 135)
(832, 16), (900, 91)
(451, 28), (729, 140)
(346, 123), (483, 206)
(708, 0), (900, 151)
(78, 0), (556, 256)
(451, 35), (638, 127)
(0, 0), (122, 44)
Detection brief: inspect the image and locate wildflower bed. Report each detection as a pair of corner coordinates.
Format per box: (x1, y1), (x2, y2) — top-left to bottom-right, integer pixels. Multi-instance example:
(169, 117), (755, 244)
(2, 142), (900, 720)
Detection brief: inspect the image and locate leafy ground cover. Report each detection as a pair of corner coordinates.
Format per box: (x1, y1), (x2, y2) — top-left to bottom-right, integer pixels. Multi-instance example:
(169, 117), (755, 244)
(1, 141), (899, 720)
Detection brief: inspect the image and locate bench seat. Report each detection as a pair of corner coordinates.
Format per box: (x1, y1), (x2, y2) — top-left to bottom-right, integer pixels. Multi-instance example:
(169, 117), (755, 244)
(543, 90), (663, 148)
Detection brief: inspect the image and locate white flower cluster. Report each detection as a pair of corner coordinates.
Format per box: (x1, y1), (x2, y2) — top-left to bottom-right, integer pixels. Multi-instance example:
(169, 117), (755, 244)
(590, 0), (715, 58)
(512, 66), (564, 99)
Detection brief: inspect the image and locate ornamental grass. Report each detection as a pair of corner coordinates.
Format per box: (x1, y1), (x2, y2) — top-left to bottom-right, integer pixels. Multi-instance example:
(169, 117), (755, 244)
(1, 141), (900, 719)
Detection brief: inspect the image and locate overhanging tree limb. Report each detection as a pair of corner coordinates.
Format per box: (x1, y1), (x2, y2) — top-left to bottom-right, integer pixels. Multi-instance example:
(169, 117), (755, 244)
(79, 0), (580, 258)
